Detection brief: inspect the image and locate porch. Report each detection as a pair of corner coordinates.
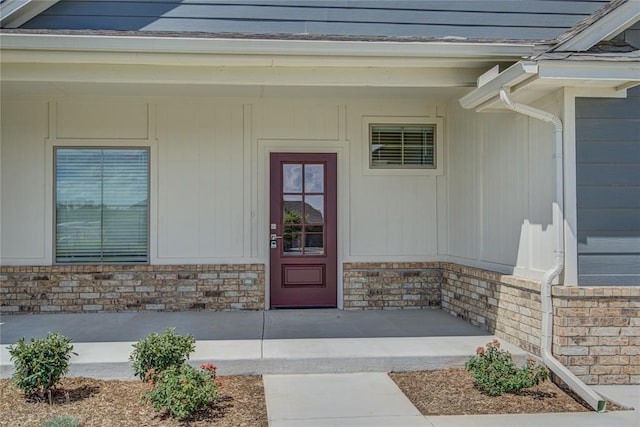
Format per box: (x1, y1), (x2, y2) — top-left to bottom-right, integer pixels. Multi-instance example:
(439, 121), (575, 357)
(0, 308), (526, 379)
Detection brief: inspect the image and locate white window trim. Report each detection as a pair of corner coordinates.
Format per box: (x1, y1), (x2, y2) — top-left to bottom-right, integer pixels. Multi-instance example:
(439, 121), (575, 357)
(361, 116), (444, 176)
(45, 138), (158, 265)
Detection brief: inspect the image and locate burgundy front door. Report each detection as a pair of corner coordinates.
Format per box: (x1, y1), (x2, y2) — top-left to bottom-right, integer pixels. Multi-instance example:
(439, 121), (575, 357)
(269, 153), (337, 307)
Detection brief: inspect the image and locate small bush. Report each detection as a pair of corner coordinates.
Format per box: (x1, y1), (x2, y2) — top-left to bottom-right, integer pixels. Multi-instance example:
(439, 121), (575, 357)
(130, 328), (195, 381)
(465, 340), (548, 396)
(143, 363), (219, 421)
(9, 332), (76, 400)
(41, 415), (80, 427)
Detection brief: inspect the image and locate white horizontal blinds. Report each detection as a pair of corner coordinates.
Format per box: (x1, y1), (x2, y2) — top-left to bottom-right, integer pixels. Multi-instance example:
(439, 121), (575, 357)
(55, 148), (149, 263)
(371, 125), (435, 168)
(102, 149), (148, 263)
(55, 149), (103, 263)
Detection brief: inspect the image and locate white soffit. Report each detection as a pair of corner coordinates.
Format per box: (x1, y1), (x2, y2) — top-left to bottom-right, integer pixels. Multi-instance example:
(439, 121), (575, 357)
(554, 1), (640, 52)
(0, 0), (60, 28)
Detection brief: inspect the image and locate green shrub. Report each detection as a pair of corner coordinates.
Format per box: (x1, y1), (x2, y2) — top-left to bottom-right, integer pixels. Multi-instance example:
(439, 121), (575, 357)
(41, 416), (80, 427)
(130, 328), (195, 381)
(465, 340), (548, 396)
(8, 332), (76, 400)
(143, 363), (219, 421)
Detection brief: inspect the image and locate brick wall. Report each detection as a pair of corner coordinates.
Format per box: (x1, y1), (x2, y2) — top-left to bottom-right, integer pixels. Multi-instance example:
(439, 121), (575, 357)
(0, 264), (265, 313)
(441, 263), (640, 385)
(552, 286), (640, 385)
(441, 263), (542, 354)
(343, 262), (441, 309)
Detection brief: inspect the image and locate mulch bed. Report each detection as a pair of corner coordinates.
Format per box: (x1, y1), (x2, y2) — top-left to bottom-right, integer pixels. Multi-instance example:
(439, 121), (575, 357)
(0, 376), (268, 426)
(1, 368), (628, 425)
(390, 367), (624, 416)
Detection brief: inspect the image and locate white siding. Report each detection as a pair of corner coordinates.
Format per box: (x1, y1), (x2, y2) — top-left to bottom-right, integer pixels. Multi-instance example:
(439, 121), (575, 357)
(347, 102), (440, 259)
(447, 94), (557, 278)
(0, 101), (49, 263)
(1, 95), (443, 266)
(156, 101), (245, 262)
(1, 92), (557, 280)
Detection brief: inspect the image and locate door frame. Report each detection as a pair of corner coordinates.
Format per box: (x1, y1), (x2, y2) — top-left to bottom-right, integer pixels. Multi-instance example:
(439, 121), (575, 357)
(257, 140), (348, 309)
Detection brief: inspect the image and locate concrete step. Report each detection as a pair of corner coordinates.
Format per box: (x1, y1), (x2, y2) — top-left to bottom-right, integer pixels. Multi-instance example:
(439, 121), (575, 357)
(1, 335), (528, 379)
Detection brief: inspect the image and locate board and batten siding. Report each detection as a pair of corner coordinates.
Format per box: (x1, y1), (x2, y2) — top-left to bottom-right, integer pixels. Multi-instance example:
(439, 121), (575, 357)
(575, 86), (640, 286)
(0, 95), (446, 267)
(446, 94), (560, 280)
(19, 0), (607, 41)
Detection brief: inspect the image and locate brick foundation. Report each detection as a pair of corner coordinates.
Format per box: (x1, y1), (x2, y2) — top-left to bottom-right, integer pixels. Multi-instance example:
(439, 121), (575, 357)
(0, 264), (265, 313)
(343, 262), (441, 309)
(552, 286), (640, 385)
(441, 263), (640, 385)
(2, 261), (637, 384)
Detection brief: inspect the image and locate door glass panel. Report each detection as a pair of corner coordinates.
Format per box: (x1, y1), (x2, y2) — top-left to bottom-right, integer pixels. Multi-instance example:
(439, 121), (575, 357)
(283, 164), (302, 192)
(279, 161), (326, 256)
(283, 195), (303, 224)
(304, 195), (324, 224)
(283, 226), (303, 255)
(305, 233), (324, 254)
(304, 164), (324, 193)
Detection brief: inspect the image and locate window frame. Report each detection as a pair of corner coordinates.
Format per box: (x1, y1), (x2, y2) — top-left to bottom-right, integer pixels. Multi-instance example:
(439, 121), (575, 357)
(362, 116), (444, 176)
(53, 145), (151, 265)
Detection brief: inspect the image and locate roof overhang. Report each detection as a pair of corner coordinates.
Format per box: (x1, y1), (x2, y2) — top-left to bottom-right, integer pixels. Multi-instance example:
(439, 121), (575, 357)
(0, 32), (534, 95)
(0, 32), (534, 64)
(460, 57), (640, 111)
(0, 0), (60, 28)
(553, 0), (640, 52)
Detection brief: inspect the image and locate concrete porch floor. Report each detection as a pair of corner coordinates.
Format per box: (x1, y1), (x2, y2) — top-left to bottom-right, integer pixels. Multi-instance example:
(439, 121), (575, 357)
(2, 309), (638, 426)
(0, 308), (523, 378)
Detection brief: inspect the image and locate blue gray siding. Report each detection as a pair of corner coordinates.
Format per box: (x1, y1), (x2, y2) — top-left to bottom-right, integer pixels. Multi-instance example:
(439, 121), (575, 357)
(576, 85), (640, 286)
(20, 0), (607, 41)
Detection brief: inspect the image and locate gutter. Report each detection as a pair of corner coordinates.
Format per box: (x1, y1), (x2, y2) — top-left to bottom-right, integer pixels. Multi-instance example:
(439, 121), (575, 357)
(498, 88), (606, 413)
(0, 33), (535, 59)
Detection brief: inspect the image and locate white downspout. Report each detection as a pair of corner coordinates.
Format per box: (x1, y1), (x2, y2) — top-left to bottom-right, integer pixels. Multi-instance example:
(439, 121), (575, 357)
(499, 88), (606, 412)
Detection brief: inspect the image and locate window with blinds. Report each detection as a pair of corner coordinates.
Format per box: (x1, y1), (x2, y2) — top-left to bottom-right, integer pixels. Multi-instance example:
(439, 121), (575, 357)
(370, 125), (436, 169)
(54, 147), (149, 264)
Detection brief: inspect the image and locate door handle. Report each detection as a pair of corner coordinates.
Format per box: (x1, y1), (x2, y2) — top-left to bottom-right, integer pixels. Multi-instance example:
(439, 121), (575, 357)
(270, 234), (283, 240)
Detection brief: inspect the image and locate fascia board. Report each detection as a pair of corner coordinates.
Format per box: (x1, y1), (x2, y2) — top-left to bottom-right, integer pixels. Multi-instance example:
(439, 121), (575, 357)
(459, 61), (538, 110)
(0, 33), (534, 59)
(554, 2), (640, 52)
(537, 59), (640, 82)
(0, 0), (60, 28)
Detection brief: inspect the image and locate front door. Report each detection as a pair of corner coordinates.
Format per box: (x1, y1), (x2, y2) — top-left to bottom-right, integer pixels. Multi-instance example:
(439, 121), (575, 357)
(269, 153), (337, 307)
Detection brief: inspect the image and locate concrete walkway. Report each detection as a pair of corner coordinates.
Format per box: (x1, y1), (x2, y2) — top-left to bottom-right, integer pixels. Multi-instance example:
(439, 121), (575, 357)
(264, 373), (639, 427)
(1, 309), (638, 426)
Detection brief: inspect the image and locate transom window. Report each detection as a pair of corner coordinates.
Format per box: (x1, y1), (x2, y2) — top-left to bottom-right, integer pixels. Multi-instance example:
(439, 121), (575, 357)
(370, 124), (436, 169)
(54, 147), (149, 264)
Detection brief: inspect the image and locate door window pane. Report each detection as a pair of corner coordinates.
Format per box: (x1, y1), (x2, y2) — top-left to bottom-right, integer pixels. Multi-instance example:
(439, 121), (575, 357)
(283, 225), (303, 255)
(283, 164), (302, 192)
(55, 148), (148, 264)
(283, 195), (303, 224)
(304, 233), (324, 254)
(304, 195), (324, 224)
(304, 164), (324, 193)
